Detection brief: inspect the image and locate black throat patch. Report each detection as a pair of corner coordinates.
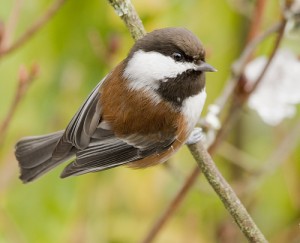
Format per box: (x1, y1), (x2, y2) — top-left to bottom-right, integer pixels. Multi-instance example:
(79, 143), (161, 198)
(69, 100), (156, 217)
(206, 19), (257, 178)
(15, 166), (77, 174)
(157, 70), (205, 107)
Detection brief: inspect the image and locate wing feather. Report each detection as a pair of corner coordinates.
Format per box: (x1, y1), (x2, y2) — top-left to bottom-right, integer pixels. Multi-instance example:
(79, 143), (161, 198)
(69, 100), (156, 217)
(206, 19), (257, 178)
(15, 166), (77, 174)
(60, 134), (175, 178)
(48, 72), (178, 177)
(52, 80), (104, 159)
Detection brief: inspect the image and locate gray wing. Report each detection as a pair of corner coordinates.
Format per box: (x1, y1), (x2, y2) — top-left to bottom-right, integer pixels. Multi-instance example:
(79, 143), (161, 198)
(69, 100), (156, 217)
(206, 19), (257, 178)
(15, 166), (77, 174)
(52, 79), (106, 159)
(49, 76), (177, 178)
(60, 133), (175, 178)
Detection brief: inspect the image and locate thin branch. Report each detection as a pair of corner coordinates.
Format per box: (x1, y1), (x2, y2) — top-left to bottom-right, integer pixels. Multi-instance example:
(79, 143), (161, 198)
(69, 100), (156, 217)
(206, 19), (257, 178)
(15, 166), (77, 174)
(231, 22), (282, 83)
(218, 142), (260, 173)
(0, 22), (4, 45)
(188, 141), (267, 243)
(0, 205), (26, 243)
(0, 0), (67, 57)
(0, 154), (18, 192)
(163, 162), (214, 195)
(142, 167), (201, 243)
(246, 0), (267, 42)
(210, 18), (287, 154)
(215, 22), (281, 111)
(107, 0), (146, 41)
(0, 64), (38, 145)
(259, 123), (300, 174)
(0, 0), (24, 50)
(240, 118), (300, 196)
(246, 19), (287, 94)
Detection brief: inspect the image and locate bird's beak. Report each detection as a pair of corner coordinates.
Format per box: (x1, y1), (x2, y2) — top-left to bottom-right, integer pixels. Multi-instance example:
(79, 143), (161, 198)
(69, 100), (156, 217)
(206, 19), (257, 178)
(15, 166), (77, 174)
(195, 61), (217, 72)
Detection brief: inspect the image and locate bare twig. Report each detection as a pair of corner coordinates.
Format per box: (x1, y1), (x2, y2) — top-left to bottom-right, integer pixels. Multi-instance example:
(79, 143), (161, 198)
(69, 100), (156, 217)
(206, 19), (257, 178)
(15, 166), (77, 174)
(259, 123), (300, 174)
(215, 22), (281, 111)
(246, 0), (267, 42)
(107, 0), (146, 41)
(0, 205), (26, 243)
(231, 22), (282, 83)
(210, 18), (287, 153)
(0, 0), (67, 57)
(0, 0), (24, 50)
(0, 154), (18, 192)
(142, 167), (201, 243)
(218, 142), (260, 172)
(246, 19), (287, 94)
(88, 30), (121, 66)
(240, 118), (300, 196)
(0, 22), (4, 45)
(188, 141), (267, 243)
(0, 64), (38, 145)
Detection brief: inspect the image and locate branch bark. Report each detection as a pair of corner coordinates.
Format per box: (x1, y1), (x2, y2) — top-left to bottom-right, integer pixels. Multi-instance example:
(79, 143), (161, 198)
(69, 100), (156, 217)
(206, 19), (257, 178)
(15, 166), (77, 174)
(188, 142), (267, 243)
(107, 0), (146, 41)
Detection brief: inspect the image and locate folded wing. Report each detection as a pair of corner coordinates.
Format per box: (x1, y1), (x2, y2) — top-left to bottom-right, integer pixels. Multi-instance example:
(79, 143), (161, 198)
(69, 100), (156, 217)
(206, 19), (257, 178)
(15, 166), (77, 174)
(61, 133), (175, 177)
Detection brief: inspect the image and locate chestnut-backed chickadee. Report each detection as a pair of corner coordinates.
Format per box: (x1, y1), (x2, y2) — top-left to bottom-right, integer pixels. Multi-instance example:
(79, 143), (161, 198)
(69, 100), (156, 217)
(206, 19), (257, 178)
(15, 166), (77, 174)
(15, 27), (216, 183)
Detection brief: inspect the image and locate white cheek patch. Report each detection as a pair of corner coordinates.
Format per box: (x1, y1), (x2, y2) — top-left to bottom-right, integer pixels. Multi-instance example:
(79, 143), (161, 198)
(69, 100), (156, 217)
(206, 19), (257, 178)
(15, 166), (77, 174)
(123, 50), (197, 91)
(182, 90), (207, 134)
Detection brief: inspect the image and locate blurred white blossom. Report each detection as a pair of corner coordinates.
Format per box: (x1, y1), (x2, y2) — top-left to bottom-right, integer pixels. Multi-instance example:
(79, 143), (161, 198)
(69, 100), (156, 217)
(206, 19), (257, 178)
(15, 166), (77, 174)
(282, 0), (300, 16)
(205, 104), (221, 130)
(245, 49), (300, 126)
(290, 0), (300, 13)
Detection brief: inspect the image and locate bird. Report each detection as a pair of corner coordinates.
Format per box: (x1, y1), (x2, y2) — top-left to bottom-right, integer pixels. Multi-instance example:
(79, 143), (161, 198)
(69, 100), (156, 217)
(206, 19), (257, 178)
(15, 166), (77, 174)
(15, 27), (216, 183)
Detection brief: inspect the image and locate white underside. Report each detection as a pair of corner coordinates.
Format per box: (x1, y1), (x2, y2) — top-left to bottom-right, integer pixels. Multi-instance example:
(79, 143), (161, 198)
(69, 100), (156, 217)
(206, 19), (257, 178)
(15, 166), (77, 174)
(181, 90), (207, 135)
(156, 91), (206, 163)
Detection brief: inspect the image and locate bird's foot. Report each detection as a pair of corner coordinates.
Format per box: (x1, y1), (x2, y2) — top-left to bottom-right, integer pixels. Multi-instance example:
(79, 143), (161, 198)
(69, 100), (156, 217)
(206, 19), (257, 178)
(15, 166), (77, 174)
(186, 127), (204, 145)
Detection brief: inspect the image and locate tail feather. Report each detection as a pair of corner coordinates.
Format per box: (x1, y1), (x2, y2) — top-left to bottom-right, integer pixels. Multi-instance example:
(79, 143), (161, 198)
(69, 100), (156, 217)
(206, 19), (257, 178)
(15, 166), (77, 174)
(19, 157), (67, 183)
(15, 130), (74, 183)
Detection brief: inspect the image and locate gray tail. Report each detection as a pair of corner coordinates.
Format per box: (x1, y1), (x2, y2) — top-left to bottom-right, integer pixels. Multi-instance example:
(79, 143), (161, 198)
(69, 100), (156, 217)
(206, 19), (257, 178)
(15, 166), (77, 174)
(15, 130), (72, 183)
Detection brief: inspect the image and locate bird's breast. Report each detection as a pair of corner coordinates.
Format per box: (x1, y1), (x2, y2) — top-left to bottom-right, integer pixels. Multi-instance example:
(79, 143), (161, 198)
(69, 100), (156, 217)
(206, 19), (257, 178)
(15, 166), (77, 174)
(100, 63), (206, 141)
(181, 90), (207, 135)
(99, 63), (185, 139)
(99, 63), (206, 168)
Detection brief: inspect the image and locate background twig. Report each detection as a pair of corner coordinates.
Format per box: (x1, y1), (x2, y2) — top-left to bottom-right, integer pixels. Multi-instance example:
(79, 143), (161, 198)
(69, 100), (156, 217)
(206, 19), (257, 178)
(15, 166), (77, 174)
(0, 0), (23, 51)
(240, 118), (300, 196)
(0, 0), (67, 57)
(142, 168), (201, 243)
(0, 64), (38, 145)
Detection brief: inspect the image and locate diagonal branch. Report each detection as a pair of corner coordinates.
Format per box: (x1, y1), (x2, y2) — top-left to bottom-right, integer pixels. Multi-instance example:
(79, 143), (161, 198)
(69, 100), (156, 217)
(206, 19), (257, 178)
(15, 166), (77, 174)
(0, 0), (67, 57)
(0, 0), (24, 50)
(0, 64), (38, 146)
(142, 167), (201, 243)
(107, 0), (146, 41)
(188, 141), (267, 243)
(240, 118), (300, 196)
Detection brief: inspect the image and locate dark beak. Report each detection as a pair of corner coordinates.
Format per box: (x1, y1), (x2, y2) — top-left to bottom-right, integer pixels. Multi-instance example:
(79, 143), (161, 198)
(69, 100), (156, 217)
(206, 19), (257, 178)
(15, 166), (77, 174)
(195, 61), (217, 72)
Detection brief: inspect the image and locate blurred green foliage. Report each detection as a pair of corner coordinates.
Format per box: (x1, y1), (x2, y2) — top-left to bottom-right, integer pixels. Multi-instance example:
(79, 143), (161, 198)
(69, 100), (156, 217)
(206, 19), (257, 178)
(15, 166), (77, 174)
(0, 0), (299, 242)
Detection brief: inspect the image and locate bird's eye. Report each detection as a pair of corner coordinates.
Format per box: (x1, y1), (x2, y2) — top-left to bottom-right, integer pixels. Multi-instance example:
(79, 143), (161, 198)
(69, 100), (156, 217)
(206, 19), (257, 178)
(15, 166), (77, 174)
(172, 52), (183, 62)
